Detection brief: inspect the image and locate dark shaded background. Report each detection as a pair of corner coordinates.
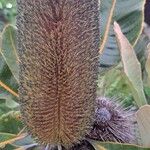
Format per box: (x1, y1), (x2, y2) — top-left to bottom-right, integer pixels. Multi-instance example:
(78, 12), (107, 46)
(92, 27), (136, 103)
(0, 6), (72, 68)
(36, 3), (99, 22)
(145, 0), (150, 25)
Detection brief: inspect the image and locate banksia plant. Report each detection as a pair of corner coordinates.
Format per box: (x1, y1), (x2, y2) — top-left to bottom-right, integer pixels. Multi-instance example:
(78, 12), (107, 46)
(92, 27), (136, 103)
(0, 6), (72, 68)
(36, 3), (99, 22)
(87, 97), (135, 143)
(16, 0), (100, 148)
(45, 140), (95, 150)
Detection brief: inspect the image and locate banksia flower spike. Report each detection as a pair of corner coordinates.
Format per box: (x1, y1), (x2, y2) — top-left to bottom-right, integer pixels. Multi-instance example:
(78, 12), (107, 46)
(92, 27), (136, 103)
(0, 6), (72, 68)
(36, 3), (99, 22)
(87, 97), (135, 143)
(44, 140), (95, 150)
(17, 0), (100, 147)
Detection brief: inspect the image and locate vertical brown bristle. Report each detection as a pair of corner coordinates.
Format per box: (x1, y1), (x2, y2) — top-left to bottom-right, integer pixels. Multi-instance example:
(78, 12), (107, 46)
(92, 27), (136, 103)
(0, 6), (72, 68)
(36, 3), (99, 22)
(17, 0), (100, 146)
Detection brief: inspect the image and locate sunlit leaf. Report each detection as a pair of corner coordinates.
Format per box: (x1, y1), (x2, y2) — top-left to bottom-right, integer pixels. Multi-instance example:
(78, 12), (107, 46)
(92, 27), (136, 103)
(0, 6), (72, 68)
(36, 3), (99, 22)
(114, 21), (147, 107)
(0, 92), (19, 108)
(136, 105), (150, 148)
(0, 132), (27, 148)
(14, 143), (38, 150)
(90, 140), (150, 150)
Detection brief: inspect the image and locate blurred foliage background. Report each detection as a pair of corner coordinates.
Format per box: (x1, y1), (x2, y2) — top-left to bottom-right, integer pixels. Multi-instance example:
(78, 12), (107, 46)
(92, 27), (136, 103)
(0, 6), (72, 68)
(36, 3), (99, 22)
(0, 0), (150, 149)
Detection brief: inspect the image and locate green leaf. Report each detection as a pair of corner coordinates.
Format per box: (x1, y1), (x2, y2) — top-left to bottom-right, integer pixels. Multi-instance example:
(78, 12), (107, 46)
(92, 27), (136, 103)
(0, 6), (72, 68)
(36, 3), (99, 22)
(0, 99), (10, 115)
(100, 0), (145, 66)
(136, 105), (150, 148)
(0, 93), (19, 108)
(5, 98), (19, 108)
(0, 132), (16, 143)
(0, 25), (18, 99)
(1, 144), (17, 150)
(13, 135), (35, 147)
(146, 44), (150, 85)
(97, 66), (135, 107)
(90, 140), (150, 150)
(134, 34), (150, 62)
(0, 111), (23, 134)
(0, 132), (27, 148)
(1, 24), (19, 82)
(144, 87), (150, 104)
(114, 21), (147, 107)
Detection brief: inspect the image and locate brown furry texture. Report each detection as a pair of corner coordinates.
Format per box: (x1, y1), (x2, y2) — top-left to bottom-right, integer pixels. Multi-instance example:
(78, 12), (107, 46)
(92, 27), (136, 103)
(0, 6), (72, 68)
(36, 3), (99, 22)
(17, 0), (100, 146)
(86, 97), (135, 143)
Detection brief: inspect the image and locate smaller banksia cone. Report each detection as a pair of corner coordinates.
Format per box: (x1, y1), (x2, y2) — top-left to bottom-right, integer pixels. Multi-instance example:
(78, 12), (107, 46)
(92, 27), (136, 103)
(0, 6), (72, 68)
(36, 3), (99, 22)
(86, 97), (135, 143)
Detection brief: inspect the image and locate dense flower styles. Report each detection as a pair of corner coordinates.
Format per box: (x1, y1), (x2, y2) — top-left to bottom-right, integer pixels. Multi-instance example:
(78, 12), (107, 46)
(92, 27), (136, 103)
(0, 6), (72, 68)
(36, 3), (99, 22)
(17, 0), (100, 146)
(87, 97), (135, 143)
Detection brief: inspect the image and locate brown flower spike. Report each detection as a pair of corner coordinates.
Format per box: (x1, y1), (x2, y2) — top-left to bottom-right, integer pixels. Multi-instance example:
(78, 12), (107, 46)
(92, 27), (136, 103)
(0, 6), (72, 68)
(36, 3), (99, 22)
(17, 0), (100, 147)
